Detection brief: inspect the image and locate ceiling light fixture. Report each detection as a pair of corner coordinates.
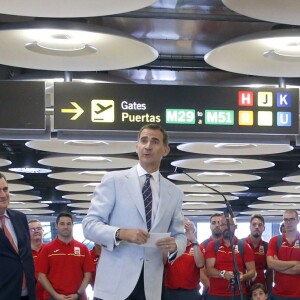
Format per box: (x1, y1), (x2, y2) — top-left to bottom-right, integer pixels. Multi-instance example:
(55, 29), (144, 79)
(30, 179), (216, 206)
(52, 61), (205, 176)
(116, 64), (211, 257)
(0, 21), (158, 71)
(0, 0), (157, 18)
(25, 41), (97, 56)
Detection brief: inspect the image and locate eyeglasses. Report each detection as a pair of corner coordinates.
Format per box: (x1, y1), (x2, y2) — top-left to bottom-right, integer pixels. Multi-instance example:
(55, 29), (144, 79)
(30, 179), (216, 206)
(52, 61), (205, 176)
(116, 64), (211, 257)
(29, 227), (43, 232)
(283, 218), (297, 223)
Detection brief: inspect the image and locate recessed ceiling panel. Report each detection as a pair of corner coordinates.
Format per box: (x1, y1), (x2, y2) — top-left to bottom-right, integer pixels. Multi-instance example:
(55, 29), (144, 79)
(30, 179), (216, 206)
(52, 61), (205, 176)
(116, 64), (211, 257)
(49, 171), (106, 182)
(0, 1), (156, 18)
(223, 0), (300, 26)
(184, 194), (238, 202)
(168, 172), (260, 183)
(38, 156), (138, 169)
(27, 139), (137, 155)
(177, 142), (293, 156)
(171, 158), (274, 171)
(176, 184), (248, 193)
(0, 22), (158, 72)
(205, 29), (300, 77)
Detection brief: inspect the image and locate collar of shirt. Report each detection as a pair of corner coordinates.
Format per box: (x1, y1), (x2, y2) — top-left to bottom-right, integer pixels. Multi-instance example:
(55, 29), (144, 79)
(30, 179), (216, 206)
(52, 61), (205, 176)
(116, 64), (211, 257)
(137, 163), (160, 189)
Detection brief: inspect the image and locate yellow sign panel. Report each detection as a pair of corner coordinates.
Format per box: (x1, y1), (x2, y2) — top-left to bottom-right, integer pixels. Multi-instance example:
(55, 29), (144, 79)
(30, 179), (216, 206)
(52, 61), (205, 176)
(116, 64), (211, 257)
(91, 99), (115, 123)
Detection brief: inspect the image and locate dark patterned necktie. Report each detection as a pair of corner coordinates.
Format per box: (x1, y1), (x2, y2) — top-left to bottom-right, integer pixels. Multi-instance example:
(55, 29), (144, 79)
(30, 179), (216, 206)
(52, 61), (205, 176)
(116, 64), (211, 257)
(142, 174), (152, 231)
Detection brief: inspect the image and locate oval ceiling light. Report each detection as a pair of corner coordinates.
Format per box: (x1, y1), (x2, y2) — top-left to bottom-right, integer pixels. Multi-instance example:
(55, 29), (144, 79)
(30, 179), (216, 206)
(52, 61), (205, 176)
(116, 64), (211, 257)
(7, 183), (34, 192)
(27, 139), (137, 155)
(9, 194), (42, 201)
(249, 203), (300, 210)
(62, 193), (93, 201)
(38, 155), (138, 169)
(258, 194), (300, 203)
(269, 184), (300, 194)
(240, 210), (284, 216)
(0, 21), (158, 72)
(49, 171), (107, 182)
(0, 0), (156, 18)
(177, 142), (293, 156)
(223, 0), (300, 26)
(182, 203), (226, 210)
(205, 29), (300, 77)
(171, 158), (274, 171)
(168, 172), (260, 183)
(184, 194), (238, 202)
(176, 184), (248, 193)
(2, 172), (23, 180)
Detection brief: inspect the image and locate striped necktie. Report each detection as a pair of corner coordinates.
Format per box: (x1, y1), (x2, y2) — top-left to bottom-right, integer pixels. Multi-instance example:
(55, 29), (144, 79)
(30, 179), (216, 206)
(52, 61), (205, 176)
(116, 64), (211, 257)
(142, 174), (152, 231)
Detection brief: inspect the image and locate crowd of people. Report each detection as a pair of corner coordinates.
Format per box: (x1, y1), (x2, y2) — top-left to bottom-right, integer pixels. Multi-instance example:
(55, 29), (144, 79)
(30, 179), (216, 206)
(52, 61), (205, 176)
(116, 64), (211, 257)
(1, 124), (300, 300)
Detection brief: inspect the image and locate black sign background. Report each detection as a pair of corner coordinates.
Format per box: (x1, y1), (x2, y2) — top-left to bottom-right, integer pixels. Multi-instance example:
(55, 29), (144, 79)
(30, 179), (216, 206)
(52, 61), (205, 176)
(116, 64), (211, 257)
(0, 81), (45, 130)
(54, 82), (299, 135)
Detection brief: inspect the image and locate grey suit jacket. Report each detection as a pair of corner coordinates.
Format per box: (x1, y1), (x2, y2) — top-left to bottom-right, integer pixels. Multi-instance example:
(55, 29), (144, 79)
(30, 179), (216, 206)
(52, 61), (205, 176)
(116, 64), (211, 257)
(83, 166), (186, 300)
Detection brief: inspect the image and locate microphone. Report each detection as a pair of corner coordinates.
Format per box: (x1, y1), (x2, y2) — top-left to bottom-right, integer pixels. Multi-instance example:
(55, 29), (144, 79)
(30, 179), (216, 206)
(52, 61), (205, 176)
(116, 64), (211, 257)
(174, 167), (236, 225)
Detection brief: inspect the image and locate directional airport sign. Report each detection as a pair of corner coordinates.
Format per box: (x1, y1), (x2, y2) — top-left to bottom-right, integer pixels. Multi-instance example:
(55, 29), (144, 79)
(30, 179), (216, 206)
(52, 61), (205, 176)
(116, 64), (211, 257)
(54, 82), (299, 135)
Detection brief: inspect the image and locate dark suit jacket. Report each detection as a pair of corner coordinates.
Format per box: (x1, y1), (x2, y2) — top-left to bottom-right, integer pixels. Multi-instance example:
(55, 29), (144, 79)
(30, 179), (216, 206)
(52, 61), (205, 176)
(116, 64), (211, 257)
(0, 209), (36, 300)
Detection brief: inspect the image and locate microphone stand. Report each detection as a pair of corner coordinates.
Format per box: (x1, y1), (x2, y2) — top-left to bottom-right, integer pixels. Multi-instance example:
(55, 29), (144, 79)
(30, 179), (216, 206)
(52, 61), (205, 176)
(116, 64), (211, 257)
(176, 170), (244, 300)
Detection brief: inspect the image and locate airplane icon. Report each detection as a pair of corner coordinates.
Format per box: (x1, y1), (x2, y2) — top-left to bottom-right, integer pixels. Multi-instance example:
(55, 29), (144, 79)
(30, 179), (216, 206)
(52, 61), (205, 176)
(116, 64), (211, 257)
(95, 103), (113, 114)
(91, 99), (115, 123)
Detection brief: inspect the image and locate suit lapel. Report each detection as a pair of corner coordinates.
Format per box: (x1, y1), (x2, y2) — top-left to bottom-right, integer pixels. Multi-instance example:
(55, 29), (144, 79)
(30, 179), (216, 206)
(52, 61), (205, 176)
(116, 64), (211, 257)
(125, 167), (147, 224)
(1, 210), (19, 254)
(152, 175), (171, 229)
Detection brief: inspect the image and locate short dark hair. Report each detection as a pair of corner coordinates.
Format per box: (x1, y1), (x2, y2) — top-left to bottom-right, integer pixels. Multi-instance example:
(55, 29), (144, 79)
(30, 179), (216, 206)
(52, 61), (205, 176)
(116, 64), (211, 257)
(210, 213), (223, 223)
(250, 214), (265, 225)
(0, 172), (7, 182)
(56, 212), (73, 224)
(138, 124), (169, 146)
(250, 283), (267, 297)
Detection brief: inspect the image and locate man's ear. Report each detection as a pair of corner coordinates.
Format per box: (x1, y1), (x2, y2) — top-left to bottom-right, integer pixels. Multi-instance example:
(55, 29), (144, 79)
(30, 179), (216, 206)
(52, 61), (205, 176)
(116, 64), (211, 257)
(163, 145), (170, 157)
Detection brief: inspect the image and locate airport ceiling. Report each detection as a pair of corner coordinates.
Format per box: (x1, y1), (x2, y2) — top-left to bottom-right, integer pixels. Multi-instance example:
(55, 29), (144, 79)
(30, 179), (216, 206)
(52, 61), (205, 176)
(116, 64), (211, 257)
(0, 0), (300, 223)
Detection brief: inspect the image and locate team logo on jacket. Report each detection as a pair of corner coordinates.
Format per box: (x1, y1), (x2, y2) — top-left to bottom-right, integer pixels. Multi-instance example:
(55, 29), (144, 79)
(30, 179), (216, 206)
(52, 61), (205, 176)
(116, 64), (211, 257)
(74, 247), (81, 255)
(259, 245), (265, 254)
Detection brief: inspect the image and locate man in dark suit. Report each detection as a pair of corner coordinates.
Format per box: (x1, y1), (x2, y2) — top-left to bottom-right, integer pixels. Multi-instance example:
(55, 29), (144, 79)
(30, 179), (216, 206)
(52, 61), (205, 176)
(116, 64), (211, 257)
(0, 172), (36, 300)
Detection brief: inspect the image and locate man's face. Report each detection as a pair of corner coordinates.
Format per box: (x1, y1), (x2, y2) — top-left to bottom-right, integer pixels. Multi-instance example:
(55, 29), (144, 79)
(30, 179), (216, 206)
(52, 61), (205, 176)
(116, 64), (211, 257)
(29, 221), (43, 242)
(56, 216), (73, 239)
(210, 216), (222, 238)
(283, 211), (299, 233)
(0, 177), (9, 215)
(136, 128), (169, 171)
(220, 216), (235, 239)
(250, 217), (265, 238)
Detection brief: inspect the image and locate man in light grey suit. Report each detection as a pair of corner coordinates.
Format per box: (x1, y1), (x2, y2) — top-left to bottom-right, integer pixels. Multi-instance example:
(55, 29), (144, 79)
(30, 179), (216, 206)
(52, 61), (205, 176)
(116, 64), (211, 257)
(83, 124), (186, 300)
